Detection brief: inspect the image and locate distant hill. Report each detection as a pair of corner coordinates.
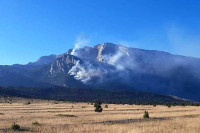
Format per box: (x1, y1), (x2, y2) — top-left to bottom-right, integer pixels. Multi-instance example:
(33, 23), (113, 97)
(0, 86), (196, 105)
(0, 43), (200, 101)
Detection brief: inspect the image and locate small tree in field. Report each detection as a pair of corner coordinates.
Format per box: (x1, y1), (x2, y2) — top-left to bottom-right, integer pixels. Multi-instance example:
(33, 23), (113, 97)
(143, 111), (149, 118)
(104, 105), (108, 108)
(11, 122), (20, 130)
(94, 100), (103, 112)
(167, 104), (171, 108)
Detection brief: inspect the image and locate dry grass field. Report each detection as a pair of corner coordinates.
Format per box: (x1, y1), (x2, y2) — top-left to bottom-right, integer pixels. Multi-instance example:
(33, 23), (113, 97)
(0, 97), (200, 133)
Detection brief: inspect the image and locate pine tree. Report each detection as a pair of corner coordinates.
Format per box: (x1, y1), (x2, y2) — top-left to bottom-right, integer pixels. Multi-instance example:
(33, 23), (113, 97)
(143, 111), (149, 118)
(94, 100), (103, 112)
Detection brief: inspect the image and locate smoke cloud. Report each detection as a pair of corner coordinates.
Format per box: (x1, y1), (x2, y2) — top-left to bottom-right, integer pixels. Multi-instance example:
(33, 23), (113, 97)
(104, 51), (127, 70)
(68, 31), (200, 85)
(71, 34), (90, 56)
(68, 60), (110, 84)
(68, 45), (130, 84)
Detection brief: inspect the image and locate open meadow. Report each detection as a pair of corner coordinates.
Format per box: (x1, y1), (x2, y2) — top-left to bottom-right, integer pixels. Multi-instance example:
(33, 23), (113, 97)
(0, 98), (200, 133)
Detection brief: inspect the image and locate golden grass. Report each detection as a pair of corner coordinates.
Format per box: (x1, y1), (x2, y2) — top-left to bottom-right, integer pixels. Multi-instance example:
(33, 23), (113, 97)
(0, 98), (200, 133)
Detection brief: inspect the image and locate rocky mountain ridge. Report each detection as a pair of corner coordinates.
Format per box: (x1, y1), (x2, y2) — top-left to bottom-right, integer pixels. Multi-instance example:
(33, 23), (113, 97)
(1, 43), (200, 101)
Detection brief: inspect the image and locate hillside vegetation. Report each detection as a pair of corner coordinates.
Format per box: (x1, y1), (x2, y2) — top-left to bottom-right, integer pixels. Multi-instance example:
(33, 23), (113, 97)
(0, 86), (198, 106)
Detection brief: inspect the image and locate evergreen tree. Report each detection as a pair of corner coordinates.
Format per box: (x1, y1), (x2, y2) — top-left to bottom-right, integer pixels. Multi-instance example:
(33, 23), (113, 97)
(94, 100), (103, 112)
(143, 111), (149, 118)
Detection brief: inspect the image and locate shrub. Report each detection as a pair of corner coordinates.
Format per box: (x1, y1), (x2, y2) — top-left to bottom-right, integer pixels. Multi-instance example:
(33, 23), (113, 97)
(143, 111), (149, 118)
(153, 104), (156, 107)
(167, 104), (171, 108)
(95, 107), (103, 112)
(11, 122), (20, 130)
(104, 105), (108, 108)
(32, 121), (41, 126)
(94, 101), (103, 112)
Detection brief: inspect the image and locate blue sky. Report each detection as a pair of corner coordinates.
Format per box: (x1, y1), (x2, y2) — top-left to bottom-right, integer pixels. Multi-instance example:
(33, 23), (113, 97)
(0, 0), (200, 65)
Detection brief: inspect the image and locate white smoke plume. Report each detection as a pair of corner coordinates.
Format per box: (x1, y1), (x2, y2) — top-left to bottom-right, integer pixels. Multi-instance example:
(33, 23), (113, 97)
(105, 51), (125, 70)
(68, 45), (132, 84)
(68, 61), (108, 84)
(71, 34), (90, 56)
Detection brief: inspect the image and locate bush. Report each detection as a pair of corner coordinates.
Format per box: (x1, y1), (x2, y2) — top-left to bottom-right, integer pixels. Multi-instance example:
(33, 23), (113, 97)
(153, 104), (156, 107)
(143, 111), (149, 118)
(32, 121), (41, 126)
(167, 104), (171, 108)
(94, 101), (103, 112)
(95, 107), (103, 112)
(11, 122), (20, 130)
(104, 105), (108, 108)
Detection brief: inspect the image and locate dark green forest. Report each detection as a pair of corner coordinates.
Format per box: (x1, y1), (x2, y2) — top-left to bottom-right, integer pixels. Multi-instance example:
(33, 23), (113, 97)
(0, 86), (199, 106)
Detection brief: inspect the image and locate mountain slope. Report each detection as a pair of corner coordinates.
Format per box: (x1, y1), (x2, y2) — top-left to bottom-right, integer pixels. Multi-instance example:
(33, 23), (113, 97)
(0, 43), (200, 101)
(67, 43), (200, 101)
(0, 86), (195, 105)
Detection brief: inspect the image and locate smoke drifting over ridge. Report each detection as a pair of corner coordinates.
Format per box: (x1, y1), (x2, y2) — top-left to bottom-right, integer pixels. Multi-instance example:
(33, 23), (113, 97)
(68, 40), (200, 91)
(68, 61), (108, 84)
(71, 34), (90, 56)
(68, 43), (134, 84)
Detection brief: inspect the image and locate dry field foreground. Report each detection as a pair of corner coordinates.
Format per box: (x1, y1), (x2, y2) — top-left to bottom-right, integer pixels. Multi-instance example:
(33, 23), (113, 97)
(0, 98), (200, 133)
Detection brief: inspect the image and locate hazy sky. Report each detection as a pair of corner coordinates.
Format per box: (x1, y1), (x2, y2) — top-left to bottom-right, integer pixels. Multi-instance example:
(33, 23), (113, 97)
(0, 0), (200, 65)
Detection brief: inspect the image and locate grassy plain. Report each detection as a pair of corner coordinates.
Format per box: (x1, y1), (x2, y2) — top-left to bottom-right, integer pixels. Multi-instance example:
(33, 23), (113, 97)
(0, 97), (200, 133)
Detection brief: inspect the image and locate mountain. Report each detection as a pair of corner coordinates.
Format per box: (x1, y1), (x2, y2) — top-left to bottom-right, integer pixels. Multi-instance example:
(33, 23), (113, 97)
(0, 43), (200, 101)
(27, 54), (57, 66)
